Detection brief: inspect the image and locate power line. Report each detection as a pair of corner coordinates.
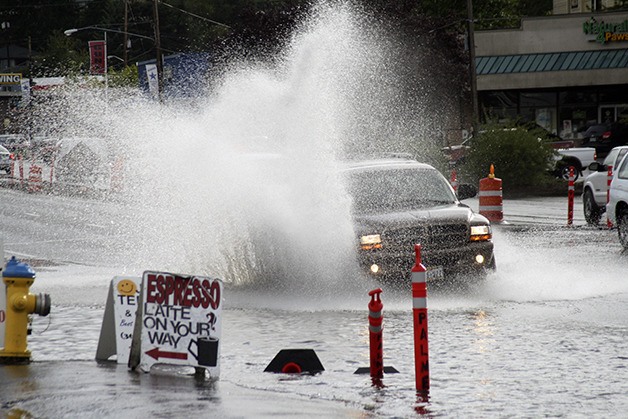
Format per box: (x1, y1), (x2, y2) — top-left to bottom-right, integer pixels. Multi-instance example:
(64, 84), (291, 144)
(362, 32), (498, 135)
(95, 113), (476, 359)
(159, 1), (230, 29)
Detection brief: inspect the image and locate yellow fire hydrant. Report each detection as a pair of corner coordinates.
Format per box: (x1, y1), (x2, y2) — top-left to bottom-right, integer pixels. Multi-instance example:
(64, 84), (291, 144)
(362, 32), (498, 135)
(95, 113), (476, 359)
(0, 256), (51, 364)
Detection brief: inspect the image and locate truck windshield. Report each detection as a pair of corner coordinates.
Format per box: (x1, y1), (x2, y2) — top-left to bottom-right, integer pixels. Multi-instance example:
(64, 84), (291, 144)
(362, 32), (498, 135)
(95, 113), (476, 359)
(347, 167), (457, 214)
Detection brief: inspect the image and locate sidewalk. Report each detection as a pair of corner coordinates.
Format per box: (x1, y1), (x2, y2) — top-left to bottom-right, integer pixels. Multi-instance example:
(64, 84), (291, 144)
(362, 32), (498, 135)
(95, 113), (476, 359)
(464, 194), (587, 227)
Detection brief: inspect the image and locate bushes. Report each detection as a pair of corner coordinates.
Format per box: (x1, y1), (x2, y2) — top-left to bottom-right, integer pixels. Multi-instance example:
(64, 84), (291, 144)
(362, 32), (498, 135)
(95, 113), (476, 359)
(464, 125), (557, 191)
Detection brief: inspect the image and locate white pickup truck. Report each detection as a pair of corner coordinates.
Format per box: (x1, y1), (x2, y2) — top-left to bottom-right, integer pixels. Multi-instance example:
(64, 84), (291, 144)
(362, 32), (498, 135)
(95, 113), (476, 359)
(553, 146), (597, 181)
(582, 145), (628, 224)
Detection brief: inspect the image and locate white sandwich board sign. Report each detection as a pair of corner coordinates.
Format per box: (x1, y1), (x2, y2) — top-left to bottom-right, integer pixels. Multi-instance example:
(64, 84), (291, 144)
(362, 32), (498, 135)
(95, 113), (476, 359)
(96, 276), (141, 363)
(128, 271), (223, 375)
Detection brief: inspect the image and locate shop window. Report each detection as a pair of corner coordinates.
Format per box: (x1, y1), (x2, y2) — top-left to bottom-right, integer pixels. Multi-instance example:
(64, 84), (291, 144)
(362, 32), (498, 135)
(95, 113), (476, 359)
(520, 92), (556, 108)
(559, 90), (597, 105)
(480, 91), (518, 109)
(599, 86), (628, 104)
(559, 106), (597, 139)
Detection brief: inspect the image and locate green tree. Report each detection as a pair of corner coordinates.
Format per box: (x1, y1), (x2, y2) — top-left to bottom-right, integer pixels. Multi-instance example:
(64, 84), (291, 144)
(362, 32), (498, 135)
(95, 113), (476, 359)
(465, 124), (557, 190)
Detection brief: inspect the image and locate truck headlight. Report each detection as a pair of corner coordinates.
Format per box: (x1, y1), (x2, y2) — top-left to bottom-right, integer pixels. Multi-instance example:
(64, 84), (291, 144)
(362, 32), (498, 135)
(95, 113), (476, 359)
(360, 234), (382, 250)
(470, 225), (492, 241)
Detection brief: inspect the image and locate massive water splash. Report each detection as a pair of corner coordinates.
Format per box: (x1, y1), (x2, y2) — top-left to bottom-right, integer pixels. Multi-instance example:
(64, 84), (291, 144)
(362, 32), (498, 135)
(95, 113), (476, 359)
(25, 2), (455, 292)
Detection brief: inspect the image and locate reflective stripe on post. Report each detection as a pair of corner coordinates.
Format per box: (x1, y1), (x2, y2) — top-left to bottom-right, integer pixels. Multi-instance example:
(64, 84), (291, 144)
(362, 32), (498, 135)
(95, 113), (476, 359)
(479, 164), (503, 222)
(411, 244), (429, 393)
(567, 166), (574, 226)
(450, 169), (458, 193)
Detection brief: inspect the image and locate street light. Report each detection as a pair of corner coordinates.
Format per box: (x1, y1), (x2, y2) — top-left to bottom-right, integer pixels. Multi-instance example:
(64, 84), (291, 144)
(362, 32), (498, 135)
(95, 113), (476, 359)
(64, 26), (161, 99)
(63, 26), (154, 41)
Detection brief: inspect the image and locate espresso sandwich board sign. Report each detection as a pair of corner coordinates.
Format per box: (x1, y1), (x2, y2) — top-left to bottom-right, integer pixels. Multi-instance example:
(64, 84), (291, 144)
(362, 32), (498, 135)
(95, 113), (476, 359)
(128, 271), (223, 376)
(96, 276), (141, 364)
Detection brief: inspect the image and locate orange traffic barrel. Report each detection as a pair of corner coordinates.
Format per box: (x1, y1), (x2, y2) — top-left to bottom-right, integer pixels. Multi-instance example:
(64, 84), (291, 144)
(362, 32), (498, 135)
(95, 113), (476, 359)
(479, 164), (503, 222)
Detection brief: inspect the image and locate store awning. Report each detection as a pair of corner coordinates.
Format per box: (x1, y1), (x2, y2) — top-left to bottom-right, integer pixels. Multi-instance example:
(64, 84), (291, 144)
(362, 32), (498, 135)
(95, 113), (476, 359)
(476, 48), (628, 75)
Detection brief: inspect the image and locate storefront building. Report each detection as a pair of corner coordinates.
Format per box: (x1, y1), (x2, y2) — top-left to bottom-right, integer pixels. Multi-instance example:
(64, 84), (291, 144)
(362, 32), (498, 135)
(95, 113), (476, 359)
(475, 8), (628, 141)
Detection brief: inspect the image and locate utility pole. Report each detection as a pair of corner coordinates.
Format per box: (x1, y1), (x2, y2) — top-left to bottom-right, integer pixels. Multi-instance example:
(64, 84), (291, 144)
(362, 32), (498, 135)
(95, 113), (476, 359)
(123, 0), (128, 67)
(153, 0), (163, 100)
(466, 0), (479, 136)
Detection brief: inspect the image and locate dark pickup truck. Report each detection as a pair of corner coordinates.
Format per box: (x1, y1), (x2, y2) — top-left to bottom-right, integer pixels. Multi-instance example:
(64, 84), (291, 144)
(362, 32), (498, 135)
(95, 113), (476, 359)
(343, 157), (496, 284)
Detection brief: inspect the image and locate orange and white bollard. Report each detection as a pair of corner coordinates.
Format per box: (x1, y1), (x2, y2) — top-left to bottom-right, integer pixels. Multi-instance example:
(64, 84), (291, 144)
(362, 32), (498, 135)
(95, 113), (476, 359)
(411, 244), (429, 393)
(367, 288), (384, 379)
(18, 155), (24, 184)
(479, 164), (503, 223)
(450, 169), (458, 193)
(49, 155), (55, 186)
(567, 166), (575, 226)
(607, 165), (613, 228)
(28, 164), (42, 193)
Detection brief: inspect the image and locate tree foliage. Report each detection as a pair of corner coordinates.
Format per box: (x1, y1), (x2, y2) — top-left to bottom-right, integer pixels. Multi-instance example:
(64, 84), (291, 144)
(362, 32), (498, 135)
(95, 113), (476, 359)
(465, 123), (557, 189)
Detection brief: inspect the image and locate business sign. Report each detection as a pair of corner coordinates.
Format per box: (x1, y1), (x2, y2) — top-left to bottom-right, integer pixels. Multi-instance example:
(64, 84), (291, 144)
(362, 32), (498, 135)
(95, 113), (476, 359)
(145, 64), (158, 97)
(89, 40), (106, 75)
(0, 73), (21, 85)
(96, 276), (141, 364)
(129, 271), (223, 374)
(583, 18), (628, 44)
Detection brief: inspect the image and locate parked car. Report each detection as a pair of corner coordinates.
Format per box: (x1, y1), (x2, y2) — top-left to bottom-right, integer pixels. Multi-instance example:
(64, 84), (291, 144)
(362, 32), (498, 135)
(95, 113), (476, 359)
(606, 153), (628, 248)
(0, 134), (29, 154)
(582, 122), (628, 158)
(582, 146), (628, 225)
(0, 144), (14, 173)
(345, 156), (495, 283)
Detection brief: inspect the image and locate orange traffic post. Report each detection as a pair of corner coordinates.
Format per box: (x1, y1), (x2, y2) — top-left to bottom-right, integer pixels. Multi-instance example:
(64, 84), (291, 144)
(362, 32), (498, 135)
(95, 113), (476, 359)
(18, 155), (24, 185)
(49, 155), (55, 186)
(607, 165), (613, 228)
(411, 244), (429, 393)
(28, 164), (42, 193)
(450, 169), (458, 193)
(567, 166), (575, 226)
(479, 164), (503, 223)
(367, 288), (384, 379)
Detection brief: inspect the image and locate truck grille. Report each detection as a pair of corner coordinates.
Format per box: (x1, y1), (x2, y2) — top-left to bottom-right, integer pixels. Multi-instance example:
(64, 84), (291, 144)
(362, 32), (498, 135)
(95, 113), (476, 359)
(382, 224), (468, 252)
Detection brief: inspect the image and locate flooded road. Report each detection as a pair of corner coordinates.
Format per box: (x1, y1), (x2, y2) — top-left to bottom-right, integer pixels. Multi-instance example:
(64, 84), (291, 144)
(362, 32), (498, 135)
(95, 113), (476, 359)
(2, 190), (628, 417)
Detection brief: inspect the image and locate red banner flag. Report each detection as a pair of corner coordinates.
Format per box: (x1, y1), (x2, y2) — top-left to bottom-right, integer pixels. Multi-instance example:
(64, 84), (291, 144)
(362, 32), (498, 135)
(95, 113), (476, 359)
(89, 40), (106, 75)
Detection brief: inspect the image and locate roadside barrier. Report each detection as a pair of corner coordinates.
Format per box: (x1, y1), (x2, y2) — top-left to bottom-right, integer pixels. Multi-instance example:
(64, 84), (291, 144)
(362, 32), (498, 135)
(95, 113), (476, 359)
(354, 289), (398, 380)
(49, 156), (55, 186)
(607, 165), (613, 228)
(411, 244), (429, 393)
(567, 166), (575, 226)
(18, 155), (24, 184)
(450, 169), (458, 193)
(479, 164), (503, 222)
(110, 156), (124, 192)
(367, 288), (384, 379)
(27, 164), (42, 193)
